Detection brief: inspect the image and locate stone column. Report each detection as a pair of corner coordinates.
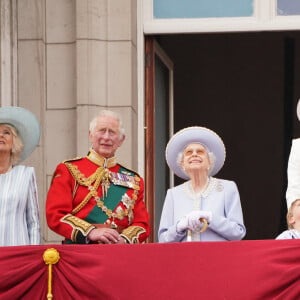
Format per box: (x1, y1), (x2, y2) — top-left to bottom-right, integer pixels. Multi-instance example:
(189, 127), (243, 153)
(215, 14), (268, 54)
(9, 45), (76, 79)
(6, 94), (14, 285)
(0, 0), (17, 106)
(76, 0), (138, 169)
(17, 0), (46, 240)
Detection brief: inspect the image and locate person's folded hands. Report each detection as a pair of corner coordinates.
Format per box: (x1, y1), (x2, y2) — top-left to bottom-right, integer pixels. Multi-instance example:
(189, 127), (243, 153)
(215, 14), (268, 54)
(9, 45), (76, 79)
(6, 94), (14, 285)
(186, 210), (212, 230)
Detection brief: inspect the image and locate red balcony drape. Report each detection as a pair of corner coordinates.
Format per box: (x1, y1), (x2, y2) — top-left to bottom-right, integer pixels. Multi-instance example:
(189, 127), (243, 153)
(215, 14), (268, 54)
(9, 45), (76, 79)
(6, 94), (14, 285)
(0, 240), (299, 300)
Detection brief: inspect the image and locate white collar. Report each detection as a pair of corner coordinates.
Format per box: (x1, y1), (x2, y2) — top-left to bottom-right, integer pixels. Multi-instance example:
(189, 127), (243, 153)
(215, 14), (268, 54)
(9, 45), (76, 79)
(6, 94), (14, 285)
(184, 177), (218, 199)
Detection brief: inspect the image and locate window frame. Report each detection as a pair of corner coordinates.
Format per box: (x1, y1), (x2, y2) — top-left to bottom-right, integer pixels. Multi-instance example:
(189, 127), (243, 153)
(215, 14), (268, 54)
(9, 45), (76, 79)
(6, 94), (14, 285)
(143, 0), (300, 34)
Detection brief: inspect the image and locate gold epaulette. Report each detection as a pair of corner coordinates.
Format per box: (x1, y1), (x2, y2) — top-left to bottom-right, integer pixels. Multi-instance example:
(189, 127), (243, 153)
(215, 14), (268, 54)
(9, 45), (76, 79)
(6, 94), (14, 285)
(62, 156), (84, 164)
(50, 157), (83, 186)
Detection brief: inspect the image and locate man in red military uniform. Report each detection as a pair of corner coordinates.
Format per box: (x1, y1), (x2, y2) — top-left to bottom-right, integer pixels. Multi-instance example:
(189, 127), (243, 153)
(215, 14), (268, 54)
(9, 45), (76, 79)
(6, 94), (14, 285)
(46, 110), (150, 244)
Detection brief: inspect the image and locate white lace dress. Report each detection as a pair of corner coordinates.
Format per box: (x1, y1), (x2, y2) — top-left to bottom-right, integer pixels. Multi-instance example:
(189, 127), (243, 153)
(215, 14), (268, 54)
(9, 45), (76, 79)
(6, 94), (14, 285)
(0, 165), (41, 246)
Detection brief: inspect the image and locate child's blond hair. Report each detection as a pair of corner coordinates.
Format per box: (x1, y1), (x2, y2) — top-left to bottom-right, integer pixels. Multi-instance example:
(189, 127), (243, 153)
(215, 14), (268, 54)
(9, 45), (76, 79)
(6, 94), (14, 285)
(287, 199), (300, 229)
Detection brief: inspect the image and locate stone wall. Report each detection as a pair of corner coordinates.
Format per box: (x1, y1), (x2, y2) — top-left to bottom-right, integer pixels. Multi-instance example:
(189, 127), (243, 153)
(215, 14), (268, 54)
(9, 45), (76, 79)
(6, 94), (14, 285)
(1, 0), (139, 244)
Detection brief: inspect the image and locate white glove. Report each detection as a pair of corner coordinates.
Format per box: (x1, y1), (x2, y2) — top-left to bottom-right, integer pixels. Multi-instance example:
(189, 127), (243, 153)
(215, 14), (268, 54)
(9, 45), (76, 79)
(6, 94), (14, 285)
(186, 210), (212, 230)
(176, 210), (212, 233)
(176, 216), (189, 233)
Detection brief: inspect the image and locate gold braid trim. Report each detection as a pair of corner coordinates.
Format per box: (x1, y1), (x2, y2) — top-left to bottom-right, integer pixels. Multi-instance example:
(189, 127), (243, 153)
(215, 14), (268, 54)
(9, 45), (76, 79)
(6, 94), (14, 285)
(61, 214), (95, 240)
(64, 162), (106, 214)
(120, 226), (146, 244)
(64, 162), (105, 186)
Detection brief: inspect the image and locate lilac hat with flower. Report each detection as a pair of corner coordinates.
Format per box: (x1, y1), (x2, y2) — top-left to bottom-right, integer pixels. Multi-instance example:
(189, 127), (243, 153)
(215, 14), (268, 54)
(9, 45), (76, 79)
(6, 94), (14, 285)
(0, 106), (40, 162)
(165, 126), (226, 180)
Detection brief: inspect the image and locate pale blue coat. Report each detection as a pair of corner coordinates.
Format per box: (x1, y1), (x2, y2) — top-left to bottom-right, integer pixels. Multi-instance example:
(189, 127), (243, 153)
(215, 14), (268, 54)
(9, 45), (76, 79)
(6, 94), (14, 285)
(158, 177), (246, 243)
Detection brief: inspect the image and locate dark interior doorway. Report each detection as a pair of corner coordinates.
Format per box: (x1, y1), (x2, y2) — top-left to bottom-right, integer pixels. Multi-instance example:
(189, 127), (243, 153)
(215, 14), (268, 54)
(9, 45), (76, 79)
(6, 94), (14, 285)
(153, 31), (300, 240)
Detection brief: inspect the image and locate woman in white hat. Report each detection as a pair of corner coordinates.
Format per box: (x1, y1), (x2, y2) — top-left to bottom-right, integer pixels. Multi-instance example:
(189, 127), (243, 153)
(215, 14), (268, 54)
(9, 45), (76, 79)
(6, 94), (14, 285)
(0, 106), (41, 246)
(158, 126), (246, 242)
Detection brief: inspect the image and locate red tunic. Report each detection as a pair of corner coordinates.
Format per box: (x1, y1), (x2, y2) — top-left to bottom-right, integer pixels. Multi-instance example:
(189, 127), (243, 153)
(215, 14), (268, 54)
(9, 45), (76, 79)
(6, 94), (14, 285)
(46, 154), (150, 244)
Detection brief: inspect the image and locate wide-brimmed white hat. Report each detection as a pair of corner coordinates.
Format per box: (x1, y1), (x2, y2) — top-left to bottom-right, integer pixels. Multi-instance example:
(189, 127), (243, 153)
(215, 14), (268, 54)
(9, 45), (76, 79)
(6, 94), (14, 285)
(166, 126), (226, 179)
(0, 106), (40, 162)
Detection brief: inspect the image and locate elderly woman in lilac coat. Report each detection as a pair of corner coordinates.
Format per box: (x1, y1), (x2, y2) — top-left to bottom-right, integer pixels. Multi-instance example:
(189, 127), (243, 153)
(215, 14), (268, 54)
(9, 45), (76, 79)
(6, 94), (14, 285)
(158, 126), (246, 243)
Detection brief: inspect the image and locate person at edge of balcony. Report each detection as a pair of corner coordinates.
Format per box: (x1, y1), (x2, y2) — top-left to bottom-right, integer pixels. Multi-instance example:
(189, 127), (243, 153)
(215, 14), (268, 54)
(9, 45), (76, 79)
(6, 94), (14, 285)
(286, 99), (300, 210)
(158, 126), (246, 242)
(0, 106), (41, 246)
(46, 109), (150, 244)
(276, 199), (300, 239)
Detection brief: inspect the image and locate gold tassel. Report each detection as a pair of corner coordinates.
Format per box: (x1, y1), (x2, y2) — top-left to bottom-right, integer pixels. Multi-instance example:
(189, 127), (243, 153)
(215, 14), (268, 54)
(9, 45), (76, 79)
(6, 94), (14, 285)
(43, 248), (60, 300)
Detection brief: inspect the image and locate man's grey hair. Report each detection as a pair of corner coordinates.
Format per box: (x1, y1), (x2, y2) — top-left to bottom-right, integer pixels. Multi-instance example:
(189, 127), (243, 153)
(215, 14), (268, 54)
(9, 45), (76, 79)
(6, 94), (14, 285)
(89, 110), (125, 138)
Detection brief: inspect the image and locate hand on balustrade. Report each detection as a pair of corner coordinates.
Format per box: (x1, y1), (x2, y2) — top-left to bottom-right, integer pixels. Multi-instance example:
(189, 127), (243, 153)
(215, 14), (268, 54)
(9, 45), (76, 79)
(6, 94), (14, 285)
(88, 228), (122, 244)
